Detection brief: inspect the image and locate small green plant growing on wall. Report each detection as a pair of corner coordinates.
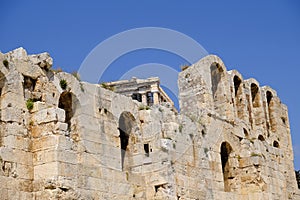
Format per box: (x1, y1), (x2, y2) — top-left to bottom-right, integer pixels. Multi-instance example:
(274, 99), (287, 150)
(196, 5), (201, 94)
(251, 152), (262, 157)
(126, 171), (129, 181)
(80, 83), (85, 92)
(204, 147), (209, 157)
(179, 124), (183, 133)
(26, 99), (34, 110)
(29, 120), (34, 126)
(138, 105), (150, 110)
(100, 82), (115, 91)
(60, 79), (67, 90)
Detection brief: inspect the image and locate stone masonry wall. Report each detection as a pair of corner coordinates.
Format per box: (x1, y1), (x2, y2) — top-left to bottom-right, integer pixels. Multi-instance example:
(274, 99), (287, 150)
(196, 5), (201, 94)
(0, 48), (299, 199)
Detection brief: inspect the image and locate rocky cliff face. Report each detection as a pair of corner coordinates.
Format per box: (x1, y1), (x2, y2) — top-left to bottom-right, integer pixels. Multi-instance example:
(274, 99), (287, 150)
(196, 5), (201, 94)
(0, 47), (299, 199)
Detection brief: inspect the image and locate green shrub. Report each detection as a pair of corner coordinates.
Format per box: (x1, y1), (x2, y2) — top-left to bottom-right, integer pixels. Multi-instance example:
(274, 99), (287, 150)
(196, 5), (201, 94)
(100, 82), (115, 91)
(138, 105), (150, 110)
(80, 83), (85, 92)
(173, 143), (176, 149)
(26, 99), (34, 110)
(179, 124), (183, 133)
(251, 152), (262, 157)
(204, 147), (209, 157)
(60, 79), (67, 90)
(29, 120), (34, 126)
(100, 83), (115, 91)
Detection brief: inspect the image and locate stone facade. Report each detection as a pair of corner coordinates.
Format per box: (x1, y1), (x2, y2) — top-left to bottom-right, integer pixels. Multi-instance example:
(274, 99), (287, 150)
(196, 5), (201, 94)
(0, 47), (299, 199)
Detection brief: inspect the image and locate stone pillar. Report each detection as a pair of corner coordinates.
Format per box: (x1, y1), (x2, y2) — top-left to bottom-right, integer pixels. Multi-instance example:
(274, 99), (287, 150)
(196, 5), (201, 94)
(141, 93), (147, 105)
(153, 92), (159, 105)
(151, 84), (159, 105)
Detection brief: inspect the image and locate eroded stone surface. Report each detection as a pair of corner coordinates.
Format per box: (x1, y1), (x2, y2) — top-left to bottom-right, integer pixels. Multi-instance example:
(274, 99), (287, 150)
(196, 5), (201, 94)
(0, 48), (299, 199)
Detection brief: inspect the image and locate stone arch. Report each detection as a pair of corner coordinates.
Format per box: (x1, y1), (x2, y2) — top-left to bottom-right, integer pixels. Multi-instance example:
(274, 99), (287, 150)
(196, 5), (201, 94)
(119, 111), (136, 170)
(243, 128), (249, 138)
(251, 83), (260, 108)
(220, 142), (233, 192)
(58, 91), (74, 131)
(233, 75), (244, 120)
(249, 82), (263, 127)
(266, 91), (276, 132)
(210, 62), (227, 116)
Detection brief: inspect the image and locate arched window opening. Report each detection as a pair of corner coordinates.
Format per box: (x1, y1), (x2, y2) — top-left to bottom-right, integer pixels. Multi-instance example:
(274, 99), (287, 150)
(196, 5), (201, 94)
(258, 135), (265, 141)
(24, 76), (36, 92)
(251, 83), (260, 108)
(210, 63), (226, 115)
(266, 91), (276, 131)
(273, 141), (279, 148)
(281, 117), (286, 125)
(221, 142), (233, 192)
(243, 128), (249, 138)
(211, 63), (224, 98)
(58, 91), (73, 131)
(233, 76), (244, 119)
(144, 143), (150, 157)
(119, 112), (136, 170)
(266, 91), (273, 106)
(233, 76), (242, 96)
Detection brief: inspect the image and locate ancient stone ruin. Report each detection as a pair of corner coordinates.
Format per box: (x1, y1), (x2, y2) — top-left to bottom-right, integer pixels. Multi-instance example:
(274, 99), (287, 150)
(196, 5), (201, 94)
(0, 47), (299, 199)
(105, 77), (174, 108)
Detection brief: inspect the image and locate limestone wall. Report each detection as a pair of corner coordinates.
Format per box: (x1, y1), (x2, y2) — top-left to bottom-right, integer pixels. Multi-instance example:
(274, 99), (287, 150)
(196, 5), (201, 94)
(178, 55), (299, 199)
(0, 48), (298, 199)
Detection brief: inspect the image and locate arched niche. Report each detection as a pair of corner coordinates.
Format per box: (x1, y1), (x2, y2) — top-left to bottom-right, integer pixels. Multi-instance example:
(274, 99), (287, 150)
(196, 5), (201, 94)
(258, 135), (265, 141)
(119, 111), (136, 170)
(58, 91), (74, 131)
(220, 142), (233, 192)
(266, 91), (276, 132)
(233, 75), (244, 120)
(243, 128), (249, 138)
(251, 83), (260, 108)
(250, 83), (263, 127)
(210, 62), (227, 116)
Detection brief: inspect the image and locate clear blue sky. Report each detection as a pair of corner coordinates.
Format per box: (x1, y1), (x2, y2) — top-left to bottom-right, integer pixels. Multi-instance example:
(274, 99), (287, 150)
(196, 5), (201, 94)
(0, 1), (299, 169)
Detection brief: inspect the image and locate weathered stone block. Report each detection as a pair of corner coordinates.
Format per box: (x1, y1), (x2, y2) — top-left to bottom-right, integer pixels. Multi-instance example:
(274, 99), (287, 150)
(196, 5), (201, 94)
(34, 162), (58, 179)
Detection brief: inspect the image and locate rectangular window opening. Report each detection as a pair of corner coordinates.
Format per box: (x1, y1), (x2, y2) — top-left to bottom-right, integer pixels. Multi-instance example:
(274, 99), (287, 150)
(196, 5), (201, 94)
(144, 143), (150, 157)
